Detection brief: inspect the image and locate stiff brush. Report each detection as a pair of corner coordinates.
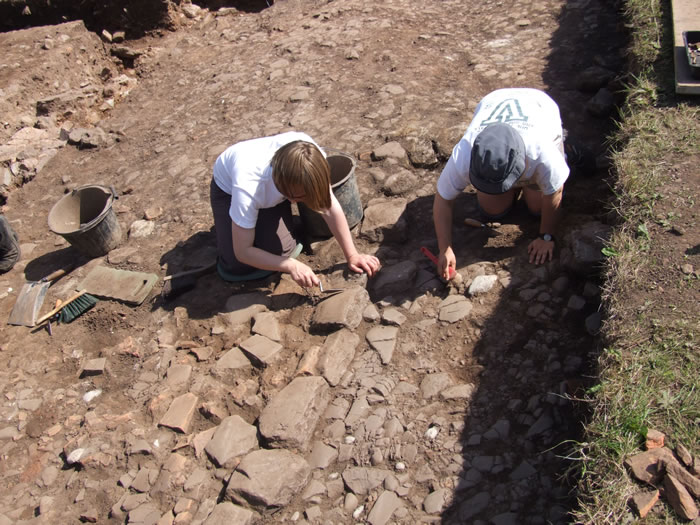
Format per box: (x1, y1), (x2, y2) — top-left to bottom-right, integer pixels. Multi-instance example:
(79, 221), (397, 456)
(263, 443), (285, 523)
(35, 290), (98, 326)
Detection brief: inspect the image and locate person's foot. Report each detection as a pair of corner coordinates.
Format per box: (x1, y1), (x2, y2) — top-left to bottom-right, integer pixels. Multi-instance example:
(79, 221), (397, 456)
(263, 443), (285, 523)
(564, 138), (597, 178)
(0, 215), (20, 273)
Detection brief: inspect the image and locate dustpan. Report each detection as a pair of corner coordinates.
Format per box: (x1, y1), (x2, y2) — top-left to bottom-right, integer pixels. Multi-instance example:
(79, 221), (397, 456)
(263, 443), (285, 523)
(78, 266), (158, 305)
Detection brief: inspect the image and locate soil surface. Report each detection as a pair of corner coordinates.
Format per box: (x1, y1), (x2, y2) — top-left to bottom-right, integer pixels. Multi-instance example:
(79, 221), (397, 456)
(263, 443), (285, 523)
(0, 1), (639, 524)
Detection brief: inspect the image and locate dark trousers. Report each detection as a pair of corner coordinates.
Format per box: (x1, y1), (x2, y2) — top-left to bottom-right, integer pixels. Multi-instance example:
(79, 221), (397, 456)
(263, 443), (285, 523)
(210, 179), (297, 274)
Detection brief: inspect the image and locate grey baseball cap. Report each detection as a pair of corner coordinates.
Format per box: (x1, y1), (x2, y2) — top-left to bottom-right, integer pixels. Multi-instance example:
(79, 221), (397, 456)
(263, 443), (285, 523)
(469, 123), (526, 194)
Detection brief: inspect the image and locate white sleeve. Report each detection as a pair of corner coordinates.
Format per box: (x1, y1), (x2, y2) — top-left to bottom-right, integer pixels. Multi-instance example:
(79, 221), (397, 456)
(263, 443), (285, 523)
(229, 189), (258, 229)
(436, 139), (472, 200)
(533, 143), (570, 195)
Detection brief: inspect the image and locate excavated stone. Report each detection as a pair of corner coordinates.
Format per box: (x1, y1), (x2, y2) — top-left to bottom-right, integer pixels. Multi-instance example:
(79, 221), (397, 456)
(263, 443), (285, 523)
(311, 287), (370, 332)
(259, 376), (330, 450)
(365, 325), (399, 364)
(204, 415), (258, 468)
(342, 466), (392, 495)
(238, 334), (283, 367)
(226, 449), (311, 509)
(367, 490), (401, 525)
(158, 392), (198, 434)
(317, 329), (360, 386)
(438, 295), (473, 323)
(202, 501), (258, 525)
(371, 261), (417, 298)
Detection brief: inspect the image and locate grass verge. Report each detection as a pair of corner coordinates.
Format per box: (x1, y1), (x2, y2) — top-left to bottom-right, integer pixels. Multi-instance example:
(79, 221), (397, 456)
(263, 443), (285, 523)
(571, 0), (700, 523)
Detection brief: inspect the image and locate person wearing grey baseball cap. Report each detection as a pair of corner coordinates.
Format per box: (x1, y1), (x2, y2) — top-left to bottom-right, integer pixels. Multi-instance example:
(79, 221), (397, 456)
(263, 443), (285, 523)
(432, 88), (592, 278)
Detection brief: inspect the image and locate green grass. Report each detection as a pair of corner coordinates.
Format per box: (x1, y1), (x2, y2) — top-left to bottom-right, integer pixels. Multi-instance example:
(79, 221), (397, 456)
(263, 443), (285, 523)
(571, 0), (700, 523)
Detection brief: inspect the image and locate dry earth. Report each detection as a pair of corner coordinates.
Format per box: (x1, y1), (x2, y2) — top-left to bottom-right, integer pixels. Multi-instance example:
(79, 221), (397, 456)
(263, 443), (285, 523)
(0, 1), (631, 524)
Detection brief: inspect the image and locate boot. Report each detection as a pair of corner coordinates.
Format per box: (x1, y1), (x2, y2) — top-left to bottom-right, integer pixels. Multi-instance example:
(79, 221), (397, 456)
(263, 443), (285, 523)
(564, 138), (597, 178)
(0, 215), (20, 273)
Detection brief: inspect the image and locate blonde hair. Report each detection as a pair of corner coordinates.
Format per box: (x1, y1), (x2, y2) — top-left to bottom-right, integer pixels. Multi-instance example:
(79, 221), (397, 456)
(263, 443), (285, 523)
(272, 141), (331, 211)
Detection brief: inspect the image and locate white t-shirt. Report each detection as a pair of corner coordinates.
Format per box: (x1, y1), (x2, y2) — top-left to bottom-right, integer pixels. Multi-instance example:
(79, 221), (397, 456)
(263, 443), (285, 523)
(213, 131), (322, 229)
(437, 88), (569, 199)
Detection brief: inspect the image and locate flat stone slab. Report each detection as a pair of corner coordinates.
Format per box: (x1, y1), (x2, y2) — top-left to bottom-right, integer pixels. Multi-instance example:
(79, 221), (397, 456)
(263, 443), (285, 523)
(420, 373), (453, 399)
(215, 347), (252, 371)
(307, 441), (339, 470)
(441, 383), (476, 401)
(367, 490), (401, 525)
(158, 392), (198, 433)
(226, 449), (310, 509)
(259, 376), (330, 450)
(238, 334), (283, 367)
(360, 198), (408, 243)
(223, 292), (271, 326)
(252, 311), (281, 341)
(317, 329), (360, 386)
(371, 260), (417, 298)
(311, 287), (370, 332)
(81, 357), (106, 377)
(342, 466), (392, 495)
(438, 295), (473, 323)
(366, 325), (399, 364)
(203, 502), (258, 525)
(205, 415), (258, 468)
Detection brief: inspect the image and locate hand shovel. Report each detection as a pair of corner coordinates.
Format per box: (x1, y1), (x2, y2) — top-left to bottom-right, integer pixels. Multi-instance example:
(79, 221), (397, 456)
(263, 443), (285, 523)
(464, 218), (501, 235)
(7, 266), (72, 327)
(319, 282), (343, 295)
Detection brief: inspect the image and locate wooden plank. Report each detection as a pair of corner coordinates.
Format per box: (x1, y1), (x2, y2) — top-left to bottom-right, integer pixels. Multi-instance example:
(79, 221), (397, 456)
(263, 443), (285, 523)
(672, 0), (700, 94)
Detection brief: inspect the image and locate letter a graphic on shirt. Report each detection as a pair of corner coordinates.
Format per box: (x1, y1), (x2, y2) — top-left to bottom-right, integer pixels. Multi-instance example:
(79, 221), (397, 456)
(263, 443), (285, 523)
(480, 98), (529, 126)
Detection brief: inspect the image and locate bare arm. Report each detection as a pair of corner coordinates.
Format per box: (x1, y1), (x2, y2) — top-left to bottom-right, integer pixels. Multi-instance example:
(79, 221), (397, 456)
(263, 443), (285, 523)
(231, 222), (319, 287)
(528, 187), (563, 264)
(433, 192), (456, 280)
(321, 193), (380, 276)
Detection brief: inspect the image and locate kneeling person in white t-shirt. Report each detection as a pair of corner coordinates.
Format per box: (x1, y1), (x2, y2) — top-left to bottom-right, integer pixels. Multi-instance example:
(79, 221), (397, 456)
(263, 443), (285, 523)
(211, 132), (380, 287)
(433, 88), (576, 277)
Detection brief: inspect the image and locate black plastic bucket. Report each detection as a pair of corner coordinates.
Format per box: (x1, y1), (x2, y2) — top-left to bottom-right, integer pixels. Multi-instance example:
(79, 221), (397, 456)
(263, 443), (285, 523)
(298, 148), (363, 238)
(48, 184), (122, 257)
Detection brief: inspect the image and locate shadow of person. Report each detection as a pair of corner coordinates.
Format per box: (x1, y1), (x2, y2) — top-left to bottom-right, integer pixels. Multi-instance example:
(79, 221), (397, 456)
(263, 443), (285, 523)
(155, 227), (289, 320)
(368, 192), (534, 305)
(22, 246), (91, 282)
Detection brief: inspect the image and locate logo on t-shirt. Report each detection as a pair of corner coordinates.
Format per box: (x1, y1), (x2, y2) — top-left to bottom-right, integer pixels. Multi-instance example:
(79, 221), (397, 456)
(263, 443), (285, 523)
(479, 98), (529, 127)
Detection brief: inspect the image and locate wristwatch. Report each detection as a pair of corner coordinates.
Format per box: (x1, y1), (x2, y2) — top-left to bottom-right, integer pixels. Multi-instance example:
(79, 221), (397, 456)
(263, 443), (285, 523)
(539, 233), (555, 242)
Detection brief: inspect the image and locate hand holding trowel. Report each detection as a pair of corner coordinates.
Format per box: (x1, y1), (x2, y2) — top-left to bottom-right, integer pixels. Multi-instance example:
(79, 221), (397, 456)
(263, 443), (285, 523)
(7, 265), (73, 327)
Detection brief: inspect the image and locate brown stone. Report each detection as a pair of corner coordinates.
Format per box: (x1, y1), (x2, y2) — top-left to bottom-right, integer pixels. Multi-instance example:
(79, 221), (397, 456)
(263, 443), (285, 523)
(624, 447), (675, 484)
(659, 457), (700, 499)
(676, 443), (694, 468)
(629, 489), (659, 518)
(664, 474), (699, 520)
(692, 456), (700, 477)
(159, 392), (199, 433)
(645, 428), (665, 450)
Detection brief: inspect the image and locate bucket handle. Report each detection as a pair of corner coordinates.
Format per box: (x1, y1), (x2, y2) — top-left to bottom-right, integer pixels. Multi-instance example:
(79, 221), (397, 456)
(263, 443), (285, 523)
(75, 185), (119, 233)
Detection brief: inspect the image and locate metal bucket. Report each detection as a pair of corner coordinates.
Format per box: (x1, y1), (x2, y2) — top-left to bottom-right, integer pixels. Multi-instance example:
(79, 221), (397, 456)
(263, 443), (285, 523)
(48, 184), (122, 257)
(298, 148), (363, 238)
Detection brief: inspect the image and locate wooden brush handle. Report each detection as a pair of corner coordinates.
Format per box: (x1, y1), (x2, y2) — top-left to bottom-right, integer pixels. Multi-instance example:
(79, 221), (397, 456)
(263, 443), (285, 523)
(41, 261), (79, 283)
(35, 290), (87, 325)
